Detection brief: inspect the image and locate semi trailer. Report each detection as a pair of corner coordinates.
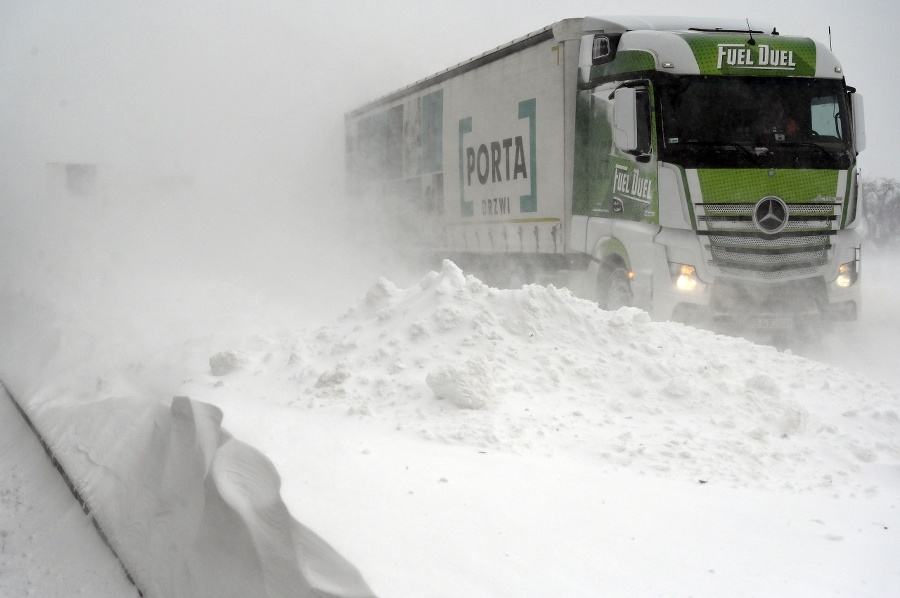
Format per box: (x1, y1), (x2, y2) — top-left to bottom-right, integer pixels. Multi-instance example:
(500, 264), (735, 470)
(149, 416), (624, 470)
(345, 16), (865, 331)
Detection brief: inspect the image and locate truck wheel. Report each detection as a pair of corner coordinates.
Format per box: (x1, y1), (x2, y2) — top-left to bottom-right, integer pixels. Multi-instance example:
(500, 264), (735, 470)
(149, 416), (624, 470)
(599, 266), (633, 310)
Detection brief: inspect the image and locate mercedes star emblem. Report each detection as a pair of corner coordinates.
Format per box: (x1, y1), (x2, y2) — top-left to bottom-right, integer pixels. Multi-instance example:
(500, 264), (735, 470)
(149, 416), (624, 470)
(753, 196), (789, 234)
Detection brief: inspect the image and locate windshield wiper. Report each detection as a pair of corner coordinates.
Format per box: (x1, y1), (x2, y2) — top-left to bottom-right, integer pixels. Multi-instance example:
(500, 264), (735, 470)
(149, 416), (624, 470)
(775, 141), (852, 166)
(674, 141), (759, 159)
(776, 140), (833, 157)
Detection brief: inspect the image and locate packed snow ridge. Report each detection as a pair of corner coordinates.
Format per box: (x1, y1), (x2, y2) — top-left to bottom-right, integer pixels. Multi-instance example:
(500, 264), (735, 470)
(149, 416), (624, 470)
(208, 260), (899, 496)
(31, 394), (375, 598)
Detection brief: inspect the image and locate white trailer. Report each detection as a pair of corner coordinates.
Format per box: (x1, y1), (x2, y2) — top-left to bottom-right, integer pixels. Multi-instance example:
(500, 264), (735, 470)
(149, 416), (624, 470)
(345, 16), (865, 332)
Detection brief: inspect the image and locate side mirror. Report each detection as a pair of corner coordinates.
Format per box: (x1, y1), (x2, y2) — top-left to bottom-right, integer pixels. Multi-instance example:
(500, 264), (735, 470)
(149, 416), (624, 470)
(851, 92), (866, 153)
(613, 87), (639, 152)
(613, 87), (651, 159)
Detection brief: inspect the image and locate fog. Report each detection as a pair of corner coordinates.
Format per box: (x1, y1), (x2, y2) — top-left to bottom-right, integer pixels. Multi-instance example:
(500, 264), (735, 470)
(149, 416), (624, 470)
(1, 0), (898, 389)
(1, 2), (367, 316)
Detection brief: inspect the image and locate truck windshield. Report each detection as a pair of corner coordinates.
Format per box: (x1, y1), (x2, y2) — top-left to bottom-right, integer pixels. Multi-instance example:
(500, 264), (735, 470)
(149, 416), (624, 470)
(657, 75), (854, 169)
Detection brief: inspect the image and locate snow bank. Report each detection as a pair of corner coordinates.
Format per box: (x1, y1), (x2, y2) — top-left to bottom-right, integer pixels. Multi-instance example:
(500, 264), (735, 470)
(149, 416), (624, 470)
(211, 260), (899, 495)
(32, 394), (375, 598)
(4, 258), (899, 596)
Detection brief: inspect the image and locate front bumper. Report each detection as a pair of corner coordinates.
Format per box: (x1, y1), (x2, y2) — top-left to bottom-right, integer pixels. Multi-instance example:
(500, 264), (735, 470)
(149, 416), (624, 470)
(652, 229), (862, 328)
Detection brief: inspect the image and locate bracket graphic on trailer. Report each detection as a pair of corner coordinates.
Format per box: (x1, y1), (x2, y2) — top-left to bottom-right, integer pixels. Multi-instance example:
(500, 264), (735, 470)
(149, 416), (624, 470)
(459, 98), (538, 217)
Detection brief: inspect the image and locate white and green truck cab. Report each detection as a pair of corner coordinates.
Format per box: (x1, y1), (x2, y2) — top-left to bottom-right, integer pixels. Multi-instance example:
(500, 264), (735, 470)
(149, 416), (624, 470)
(345, 16), (865, 331)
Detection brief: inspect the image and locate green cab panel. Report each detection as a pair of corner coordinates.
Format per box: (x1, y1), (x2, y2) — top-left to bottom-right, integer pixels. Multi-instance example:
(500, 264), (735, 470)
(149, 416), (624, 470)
(680, 34), (817, 77)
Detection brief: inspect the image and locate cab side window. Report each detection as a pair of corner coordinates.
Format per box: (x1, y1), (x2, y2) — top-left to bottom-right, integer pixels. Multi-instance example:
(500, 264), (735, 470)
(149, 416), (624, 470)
(635, 88), (652, 154)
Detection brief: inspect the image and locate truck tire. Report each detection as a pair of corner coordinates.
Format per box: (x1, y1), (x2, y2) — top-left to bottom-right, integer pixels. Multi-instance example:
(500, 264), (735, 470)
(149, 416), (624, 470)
(599, 266), (633, 310)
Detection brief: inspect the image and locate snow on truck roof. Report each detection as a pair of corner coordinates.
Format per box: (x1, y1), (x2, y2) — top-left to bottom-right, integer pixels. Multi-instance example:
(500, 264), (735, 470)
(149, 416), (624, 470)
(346, 16), (780, 118)
(581, 15), (777, 35)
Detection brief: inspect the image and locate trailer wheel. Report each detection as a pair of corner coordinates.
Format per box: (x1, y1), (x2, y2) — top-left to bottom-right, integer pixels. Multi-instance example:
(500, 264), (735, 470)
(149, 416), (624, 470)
(598, 266), (633, 310)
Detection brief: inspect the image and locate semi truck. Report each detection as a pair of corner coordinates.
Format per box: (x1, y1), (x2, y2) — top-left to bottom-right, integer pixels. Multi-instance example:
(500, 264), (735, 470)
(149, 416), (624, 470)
(345, 16), (865, 332)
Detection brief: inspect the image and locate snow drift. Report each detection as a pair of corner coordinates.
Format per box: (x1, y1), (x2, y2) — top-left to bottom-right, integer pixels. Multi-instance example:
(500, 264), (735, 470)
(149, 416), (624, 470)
(225, 259), (897, 495)
(30, 394), (374, 598)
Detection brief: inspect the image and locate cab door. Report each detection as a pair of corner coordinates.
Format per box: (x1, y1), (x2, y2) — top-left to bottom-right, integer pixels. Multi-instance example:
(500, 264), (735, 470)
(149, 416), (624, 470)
(610, 82), (659, 224)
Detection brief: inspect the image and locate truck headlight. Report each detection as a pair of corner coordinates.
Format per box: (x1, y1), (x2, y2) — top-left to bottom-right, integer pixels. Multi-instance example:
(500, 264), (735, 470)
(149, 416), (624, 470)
(835, 260), (859, 288)
(669, 263), (702, 292)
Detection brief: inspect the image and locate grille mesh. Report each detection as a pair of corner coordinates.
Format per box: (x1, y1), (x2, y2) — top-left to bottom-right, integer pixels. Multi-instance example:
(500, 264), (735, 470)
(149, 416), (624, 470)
(702, 203), (836, 217)
(710, 247), (827, 265)
(702, 219), (833, 231)
(697, 201), (840, 278)
(707, 234), (829, 248)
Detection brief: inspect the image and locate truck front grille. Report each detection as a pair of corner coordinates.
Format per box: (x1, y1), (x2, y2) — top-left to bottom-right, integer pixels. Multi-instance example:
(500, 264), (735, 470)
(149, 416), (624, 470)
(696, 201), (840, 279)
